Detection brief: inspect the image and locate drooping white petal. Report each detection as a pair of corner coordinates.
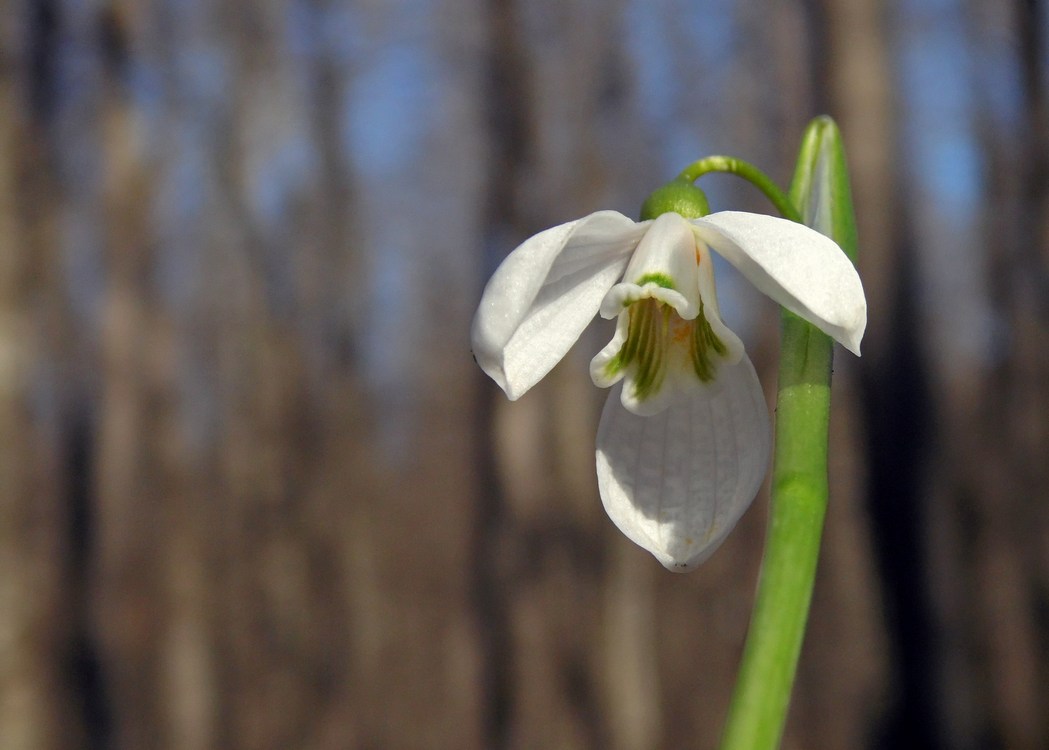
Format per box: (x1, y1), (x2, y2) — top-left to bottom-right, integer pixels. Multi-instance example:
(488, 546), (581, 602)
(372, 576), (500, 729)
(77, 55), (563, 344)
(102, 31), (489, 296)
(691, 212), (867, 355)
(595, 356), (771, 571)
(471, 211), (647, 399)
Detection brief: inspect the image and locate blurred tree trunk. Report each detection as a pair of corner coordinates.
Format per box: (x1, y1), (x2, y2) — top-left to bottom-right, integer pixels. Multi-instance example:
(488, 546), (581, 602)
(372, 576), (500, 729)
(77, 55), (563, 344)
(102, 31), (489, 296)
(475, 1), (663, 748)
(0, 0), (488, 747)
(0, 3), (96, 748)
(10, 0), (1049, 748)
(933, 1), (1049, 748)
(83, 0), (488, 745)
(812, 0), (944, 747)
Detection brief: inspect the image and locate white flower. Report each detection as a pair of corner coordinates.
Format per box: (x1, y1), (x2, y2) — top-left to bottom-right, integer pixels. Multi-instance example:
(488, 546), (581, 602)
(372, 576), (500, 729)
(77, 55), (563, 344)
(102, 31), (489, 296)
(471, 210), (866, 571)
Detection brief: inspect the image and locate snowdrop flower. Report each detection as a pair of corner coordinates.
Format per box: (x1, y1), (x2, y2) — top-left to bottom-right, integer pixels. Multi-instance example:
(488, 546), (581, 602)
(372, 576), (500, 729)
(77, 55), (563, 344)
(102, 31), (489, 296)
(471, 200), (865, 571)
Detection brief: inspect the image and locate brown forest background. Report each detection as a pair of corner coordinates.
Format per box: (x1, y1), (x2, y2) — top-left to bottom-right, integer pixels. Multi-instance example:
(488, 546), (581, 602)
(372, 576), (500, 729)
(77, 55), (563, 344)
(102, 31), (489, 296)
(2, 0), (1049, 748)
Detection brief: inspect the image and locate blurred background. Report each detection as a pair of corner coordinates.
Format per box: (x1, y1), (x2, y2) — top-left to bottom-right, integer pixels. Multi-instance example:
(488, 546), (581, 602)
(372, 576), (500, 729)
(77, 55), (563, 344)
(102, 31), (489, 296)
(1, 0), (1048, 748)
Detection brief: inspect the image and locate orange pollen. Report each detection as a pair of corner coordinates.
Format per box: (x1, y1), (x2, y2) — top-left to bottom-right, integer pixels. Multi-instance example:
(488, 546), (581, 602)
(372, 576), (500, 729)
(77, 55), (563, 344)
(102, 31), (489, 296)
(669, 315), (692, 344)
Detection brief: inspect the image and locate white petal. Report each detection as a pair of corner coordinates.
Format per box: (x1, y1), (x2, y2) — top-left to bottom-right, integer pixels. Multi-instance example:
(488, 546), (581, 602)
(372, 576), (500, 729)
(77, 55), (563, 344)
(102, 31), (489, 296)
(614, 212), (703, 319)
(598, 282), (691, 321)
(691, 212), (867, 355)
(595, 355), (771, 571)
(590, 312), (631, 390)
(471, 211), (646, 399)
(694, 241), (744, 365)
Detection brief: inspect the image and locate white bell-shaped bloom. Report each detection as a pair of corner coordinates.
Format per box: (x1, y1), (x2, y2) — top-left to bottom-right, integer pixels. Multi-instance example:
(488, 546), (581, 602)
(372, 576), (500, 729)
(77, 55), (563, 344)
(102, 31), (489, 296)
(471, 210), (866, 571)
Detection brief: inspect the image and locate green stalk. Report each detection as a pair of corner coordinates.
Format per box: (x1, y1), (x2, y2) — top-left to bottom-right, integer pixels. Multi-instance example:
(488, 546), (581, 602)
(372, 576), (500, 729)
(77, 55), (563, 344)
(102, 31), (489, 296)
(717, 314), (833, 750)
(689, 118), (858, 750)
(677, 156), (801, 224)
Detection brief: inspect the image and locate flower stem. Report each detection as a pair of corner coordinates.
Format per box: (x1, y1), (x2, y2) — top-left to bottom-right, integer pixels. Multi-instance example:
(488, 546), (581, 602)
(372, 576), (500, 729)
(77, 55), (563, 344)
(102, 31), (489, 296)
(699, 119), (857, 750)
(718, 314), (833, 750)
(677, 157), (801, 223)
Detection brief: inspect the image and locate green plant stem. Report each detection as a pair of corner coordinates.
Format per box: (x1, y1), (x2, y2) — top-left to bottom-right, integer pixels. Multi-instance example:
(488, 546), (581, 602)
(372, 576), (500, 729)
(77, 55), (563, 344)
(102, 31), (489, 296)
(677, 157), (801, 223)
(718, 314), (833, 750)
(686, 141), (854, 750)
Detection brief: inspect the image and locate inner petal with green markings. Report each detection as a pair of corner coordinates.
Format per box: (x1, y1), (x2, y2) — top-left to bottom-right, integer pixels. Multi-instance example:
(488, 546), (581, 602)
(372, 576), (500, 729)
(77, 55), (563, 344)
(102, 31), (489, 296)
(590, 212), (744, 417)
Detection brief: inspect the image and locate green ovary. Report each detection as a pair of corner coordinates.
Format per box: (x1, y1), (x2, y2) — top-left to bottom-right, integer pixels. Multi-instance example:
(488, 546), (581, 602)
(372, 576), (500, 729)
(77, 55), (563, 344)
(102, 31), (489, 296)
(603, 299), (727, 402)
